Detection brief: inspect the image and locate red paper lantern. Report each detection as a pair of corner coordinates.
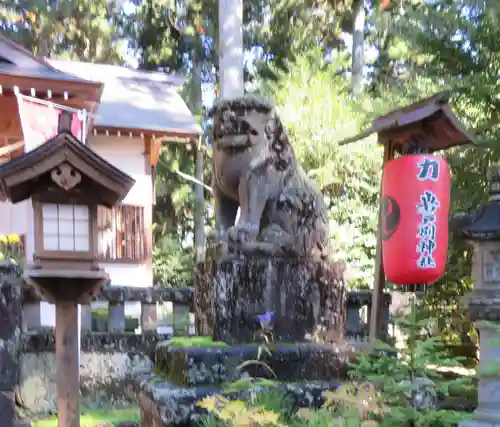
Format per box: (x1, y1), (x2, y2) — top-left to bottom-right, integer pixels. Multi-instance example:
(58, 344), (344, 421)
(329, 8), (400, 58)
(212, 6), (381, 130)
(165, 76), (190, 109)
(381, 154), (451, 285)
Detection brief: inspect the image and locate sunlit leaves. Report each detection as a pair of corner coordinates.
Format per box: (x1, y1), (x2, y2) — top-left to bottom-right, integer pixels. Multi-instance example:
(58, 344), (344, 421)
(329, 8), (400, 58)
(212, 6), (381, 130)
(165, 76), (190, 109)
(198, 394), (286, 427)
(0, 0), (125, 62)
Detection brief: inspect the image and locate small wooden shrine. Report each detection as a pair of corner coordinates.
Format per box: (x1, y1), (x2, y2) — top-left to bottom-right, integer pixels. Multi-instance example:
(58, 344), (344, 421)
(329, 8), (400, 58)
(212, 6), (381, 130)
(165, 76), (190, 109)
(340, 91), (477, 339)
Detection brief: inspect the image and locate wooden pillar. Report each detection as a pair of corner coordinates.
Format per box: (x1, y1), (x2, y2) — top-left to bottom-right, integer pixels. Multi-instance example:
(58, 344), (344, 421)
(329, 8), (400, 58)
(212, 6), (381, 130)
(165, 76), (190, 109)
(55, 301), (80, 427)
(193, 138), (205, 265)
(369, 142), (393, 340)
(144, 135), (155, 286)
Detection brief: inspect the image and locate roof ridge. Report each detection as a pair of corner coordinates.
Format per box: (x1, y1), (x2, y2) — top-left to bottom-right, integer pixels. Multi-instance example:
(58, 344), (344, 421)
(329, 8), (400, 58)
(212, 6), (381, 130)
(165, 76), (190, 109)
(0, 34), (60, 71)
(46, 58), (186, 86)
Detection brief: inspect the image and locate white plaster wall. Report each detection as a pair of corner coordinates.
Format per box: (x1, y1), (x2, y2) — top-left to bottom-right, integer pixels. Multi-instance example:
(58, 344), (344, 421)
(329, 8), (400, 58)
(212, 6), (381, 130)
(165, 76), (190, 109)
(88, 134), (153, 288)
(88, 135), (152, 207)
(98, 263), (152, 287)
(0, 200), (26, 235)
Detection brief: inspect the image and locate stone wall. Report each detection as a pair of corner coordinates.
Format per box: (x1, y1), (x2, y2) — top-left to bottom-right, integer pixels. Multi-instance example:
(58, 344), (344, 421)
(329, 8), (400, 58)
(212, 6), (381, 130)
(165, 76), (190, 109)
(20, 352), (151, 413)
(19, 333), (169, 414)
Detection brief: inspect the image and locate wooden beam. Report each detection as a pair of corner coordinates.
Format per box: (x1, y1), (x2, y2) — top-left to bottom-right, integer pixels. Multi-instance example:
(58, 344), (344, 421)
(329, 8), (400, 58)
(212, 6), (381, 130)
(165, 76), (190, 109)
(369, 141), (393, 340)
(55, 301), (80, 427)
(151, 137), (162, 167)
(0, 141), (23, 157)
(92, 126), (200, 141)
(0, 73), (102, 100)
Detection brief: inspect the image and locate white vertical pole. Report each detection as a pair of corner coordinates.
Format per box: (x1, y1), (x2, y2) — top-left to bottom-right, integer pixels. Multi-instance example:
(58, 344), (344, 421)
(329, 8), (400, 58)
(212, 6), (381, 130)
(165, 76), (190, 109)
(81, 109), (87, 144)
(218, 0), (244, 99)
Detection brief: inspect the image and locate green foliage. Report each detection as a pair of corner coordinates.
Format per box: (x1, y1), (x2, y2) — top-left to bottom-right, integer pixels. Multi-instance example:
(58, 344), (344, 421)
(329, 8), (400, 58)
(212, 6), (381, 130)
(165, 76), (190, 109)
(0, 0), (125, 62)
(346, 299), (471, 427)
(130, 0), (217, 73)
(164, 336), (228, 347)
(250, 0), (350, 82)
(198, 390), (294, 427)
(32, 408), (140, 427)
(153, 144), (211, 286)
(222, 378), (280, 394)
(153, 233), (194, 286)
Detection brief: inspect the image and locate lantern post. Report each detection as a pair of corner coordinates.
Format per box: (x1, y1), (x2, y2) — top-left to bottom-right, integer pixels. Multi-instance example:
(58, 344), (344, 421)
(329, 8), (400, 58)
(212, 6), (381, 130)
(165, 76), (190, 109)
(339, 91), (477, 340)
(0, 129), (134, 427)
(454, 165), (500, 427)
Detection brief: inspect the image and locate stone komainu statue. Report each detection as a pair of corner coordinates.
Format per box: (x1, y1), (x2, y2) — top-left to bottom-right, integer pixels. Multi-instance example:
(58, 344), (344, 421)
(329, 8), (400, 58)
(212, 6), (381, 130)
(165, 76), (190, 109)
(209, 95), (329, 258)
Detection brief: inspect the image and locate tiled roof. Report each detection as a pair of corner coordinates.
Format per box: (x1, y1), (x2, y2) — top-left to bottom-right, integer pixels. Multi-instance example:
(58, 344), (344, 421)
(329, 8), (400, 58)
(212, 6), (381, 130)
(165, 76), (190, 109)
(47, 59), (201, 136)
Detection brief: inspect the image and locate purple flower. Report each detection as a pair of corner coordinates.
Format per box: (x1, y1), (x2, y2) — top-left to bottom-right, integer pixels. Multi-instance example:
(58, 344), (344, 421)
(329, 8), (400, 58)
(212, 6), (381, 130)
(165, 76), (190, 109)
(256, 311), (275, 329)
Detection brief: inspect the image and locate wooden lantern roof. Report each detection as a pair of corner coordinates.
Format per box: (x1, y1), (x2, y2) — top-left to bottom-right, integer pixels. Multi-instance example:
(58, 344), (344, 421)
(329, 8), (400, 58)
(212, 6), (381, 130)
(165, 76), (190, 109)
(0, 131), (135, 207)
(339, 92), (477, 153)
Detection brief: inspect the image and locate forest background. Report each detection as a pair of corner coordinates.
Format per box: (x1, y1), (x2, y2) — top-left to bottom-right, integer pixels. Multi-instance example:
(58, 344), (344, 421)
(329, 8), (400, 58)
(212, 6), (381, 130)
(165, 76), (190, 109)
(1, 0), (497, 347)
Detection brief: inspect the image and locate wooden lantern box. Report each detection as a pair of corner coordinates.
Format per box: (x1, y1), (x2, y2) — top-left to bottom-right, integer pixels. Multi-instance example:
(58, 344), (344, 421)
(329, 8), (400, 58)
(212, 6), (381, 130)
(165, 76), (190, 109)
(0, 130), (134, 427)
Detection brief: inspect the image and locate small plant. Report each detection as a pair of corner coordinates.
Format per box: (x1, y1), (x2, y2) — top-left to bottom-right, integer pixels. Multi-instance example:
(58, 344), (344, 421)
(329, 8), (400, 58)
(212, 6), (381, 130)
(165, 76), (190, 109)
(295, 382), (380, 426)
(198, 390), (292, 427)
(342, 298), (471, 426)
(255, 311), (275, 343)
(0, 234), (24, 269)
(198, 313), (284, 427)
(235, 312), (278, 380)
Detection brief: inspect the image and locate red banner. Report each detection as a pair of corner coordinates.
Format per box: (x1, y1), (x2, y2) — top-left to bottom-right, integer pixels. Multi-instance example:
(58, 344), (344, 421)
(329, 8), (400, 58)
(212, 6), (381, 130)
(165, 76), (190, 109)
(16, 95), (85, 152)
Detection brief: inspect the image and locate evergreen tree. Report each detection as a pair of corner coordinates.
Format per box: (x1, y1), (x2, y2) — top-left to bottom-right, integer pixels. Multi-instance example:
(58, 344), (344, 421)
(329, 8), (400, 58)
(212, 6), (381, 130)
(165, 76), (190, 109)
(0, 0), (125, 62)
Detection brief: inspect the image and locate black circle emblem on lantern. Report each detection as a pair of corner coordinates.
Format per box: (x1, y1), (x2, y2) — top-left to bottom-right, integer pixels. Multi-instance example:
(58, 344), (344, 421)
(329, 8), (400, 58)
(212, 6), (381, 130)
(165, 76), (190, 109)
(381, 195), (401, 241)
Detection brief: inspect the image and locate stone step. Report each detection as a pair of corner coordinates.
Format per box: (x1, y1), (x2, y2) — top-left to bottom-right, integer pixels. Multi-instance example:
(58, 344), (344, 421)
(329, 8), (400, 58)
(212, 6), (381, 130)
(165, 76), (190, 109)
(154, 340), (363, 387)
(126, 370), (341, 427)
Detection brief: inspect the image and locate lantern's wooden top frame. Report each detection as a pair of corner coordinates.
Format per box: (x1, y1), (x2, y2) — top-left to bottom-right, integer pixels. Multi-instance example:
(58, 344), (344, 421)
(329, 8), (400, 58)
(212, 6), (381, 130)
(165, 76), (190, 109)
(0, 131), (135, 206)
(340, 91), (477, 153)
(339, 91), (477, 340)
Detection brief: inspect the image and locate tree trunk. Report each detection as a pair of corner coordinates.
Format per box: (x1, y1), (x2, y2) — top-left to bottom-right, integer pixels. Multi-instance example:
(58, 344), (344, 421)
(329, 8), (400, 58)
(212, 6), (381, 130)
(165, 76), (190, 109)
(191, 49), (205, 265)
(218, 0), (244, 98)
(351, 0), (365, 98)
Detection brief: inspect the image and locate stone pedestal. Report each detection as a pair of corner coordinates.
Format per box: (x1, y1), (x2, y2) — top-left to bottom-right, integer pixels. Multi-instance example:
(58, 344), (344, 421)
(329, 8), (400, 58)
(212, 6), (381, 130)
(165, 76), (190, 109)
(196, 253), (346, 344)
(0, 263), (22, 427)
(454, 166), (500, 427)
(461, 289), (500, 427)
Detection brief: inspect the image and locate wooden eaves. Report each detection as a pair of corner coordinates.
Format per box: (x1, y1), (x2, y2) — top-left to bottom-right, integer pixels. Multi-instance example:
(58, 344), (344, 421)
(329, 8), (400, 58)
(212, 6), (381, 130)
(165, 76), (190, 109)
(339, 91), (478, 152)
(0, 131), (135, 206)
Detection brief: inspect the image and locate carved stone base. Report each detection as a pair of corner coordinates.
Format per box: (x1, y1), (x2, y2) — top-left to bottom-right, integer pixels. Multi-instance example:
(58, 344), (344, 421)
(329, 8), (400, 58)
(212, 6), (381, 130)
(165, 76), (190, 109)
(155, 341), (359, 386)
(127, 371), (342, 427)
(196, 254), (346, 344)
